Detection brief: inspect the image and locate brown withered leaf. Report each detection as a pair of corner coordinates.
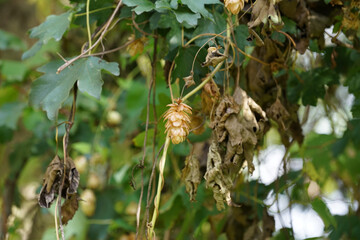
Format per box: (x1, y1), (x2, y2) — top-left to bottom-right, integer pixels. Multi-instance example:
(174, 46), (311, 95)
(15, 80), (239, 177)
(266, 98), (290, 129)
(39, 155), (62, 208)
(201, 77), (220, 116)
(181, 156), (202, 201)
(210, 87), (267, 174)
(183, 71), (195, 88)
(38, 156), (80, 209)
(203, 77), (220, 97)
(202, 47), (227, 67)
(67, 158), (80, 195)
(204, 142), (233, 210)
(61, 194), (79, 225)
(248, 0), (282, 29)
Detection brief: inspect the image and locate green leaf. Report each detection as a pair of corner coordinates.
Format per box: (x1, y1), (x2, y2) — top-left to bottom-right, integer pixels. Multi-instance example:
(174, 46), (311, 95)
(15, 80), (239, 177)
(132, 128), (155, 147)
(0, 60), (28, 82)
(330, 215), (360, 240)
(123, 0), (155, 14)
(0, 102), (26, 130)
(287, 68), (338, 105)
(351, 98), (360, 118)
(30, 57), (119, 120)
(234, 25), (251, 50)
(0, 30), (26, 51)
(22, 41), (43, 60)
(181, 0), (219, 20)
(0, 126), (13, 143)
(272, 228), (295, 240)
(311, 198), (336, 229)
(282, 17), (297, 34)
(272, 31), (286, 42)
(29, 11), (72, 43)
(23, 12), (71, 59)
(347, 72), (360, 97)
(155, 2), (201, 27)
(172, 46), (208, 86)
(155, 0), (172, 11)
(173, 10), (201, 27)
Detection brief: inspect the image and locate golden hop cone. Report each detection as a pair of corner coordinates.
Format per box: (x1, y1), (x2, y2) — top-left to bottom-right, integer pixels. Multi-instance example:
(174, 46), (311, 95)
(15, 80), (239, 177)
(224, 0), (247, 15)
(164, 100), (192, 144)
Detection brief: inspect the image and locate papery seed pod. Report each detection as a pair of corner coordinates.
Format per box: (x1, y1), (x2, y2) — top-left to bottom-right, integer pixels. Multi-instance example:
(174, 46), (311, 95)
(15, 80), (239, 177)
(202, 47), (227, 67)
(164, 99), (192, 144)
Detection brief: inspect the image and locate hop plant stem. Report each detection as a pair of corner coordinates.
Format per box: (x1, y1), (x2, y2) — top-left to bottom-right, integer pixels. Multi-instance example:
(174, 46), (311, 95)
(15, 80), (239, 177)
(181, 61), (224, 102)
(148, 136), (171, 239)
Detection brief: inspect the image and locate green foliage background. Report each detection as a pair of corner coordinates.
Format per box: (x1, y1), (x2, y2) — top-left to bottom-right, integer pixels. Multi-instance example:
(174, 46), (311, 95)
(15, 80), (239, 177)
(0, 0), (360, 239)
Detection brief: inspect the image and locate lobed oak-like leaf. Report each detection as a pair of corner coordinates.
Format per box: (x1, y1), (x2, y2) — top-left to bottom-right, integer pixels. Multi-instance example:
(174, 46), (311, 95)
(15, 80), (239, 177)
(181, 0), (220, 20)
(23, 12), (72, 59)
(30, 57), (119, 120)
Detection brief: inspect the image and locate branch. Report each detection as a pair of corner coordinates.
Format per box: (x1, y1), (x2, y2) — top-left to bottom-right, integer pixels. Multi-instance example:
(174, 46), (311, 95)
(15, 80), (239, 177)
(181, 61), (224, 102)
(56, 0), (123, 74)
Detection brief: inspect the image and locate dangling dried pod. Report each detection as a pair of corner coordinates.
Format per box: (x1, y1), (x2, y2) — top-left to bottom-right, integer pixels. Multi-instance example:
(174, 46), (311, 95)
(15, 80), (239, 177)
(164, 99), (192, 144)
(202, 47), (227, 67)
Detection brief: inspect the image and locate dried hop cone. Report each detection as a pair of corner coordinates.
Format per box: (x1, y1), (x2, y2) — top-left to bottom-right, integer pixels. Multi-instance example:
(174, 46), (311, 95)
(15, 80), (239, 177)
(164, 100), (192, 144)
(224, 0), (247, 15)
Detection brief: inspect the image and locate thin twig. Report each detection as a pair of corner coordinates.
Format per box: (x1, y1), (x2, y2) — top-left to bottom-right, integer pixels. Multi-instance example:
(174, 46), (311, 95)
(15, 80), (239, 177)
(87, 39), (135, 56)
(135, 36), (158, 240)
(144, 35), (159, 237)
(75, 5), (116, 17)
(56, 85), (78, 240)
(57, 0), (123, 73)
(132, 12), (151, 36)
(86, 0), (92, 53)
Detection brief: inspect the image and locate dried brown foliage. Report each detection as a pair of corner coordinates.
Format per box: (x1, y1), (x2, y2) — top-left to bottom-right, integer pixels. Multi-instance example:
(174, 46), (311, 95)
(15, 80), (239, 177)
(181, 155), (202, 201)
(38, 155), (80, 224)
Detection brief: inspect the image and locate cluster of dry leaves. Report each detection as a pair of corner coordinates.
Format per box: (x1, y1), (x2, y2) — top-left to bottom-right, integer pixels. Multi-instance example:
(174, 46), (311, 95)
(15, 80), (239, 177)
(38, 156), (80, 225)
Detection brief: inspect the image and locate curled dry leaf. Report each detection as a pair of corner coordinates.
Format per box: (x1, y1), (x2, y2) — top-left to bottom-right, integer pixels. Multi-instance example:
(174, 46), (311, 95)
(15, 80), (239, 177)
(204, 142), (233, 210)
(164, 100), (192, 144)
(210, 87), (267, 174)
(183, 71), (195, 88)
(61, 194), (79, 225)
(181, 155), (202, 201)
(224, 0), (247, 15)
(38, 156), (80, 209)
(202, 47), (227, 68)
(248, 0), (282, 29)
(201, 77), (220, 115)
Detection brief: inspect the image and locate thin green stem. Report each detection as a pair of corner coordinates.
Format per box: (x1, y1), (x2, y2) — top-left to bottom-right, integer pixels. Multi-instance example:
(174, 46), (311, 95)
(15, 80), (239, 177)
(75, 5), (115, 17)
(148, 136), (171, 239)
(86, 0), (92, 54)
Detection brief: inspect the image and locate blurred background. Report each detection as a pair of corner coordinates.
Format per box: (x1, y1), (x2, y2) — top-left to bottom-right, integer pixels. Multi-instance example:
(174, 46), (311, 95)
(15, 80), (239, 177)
(1, 0), (360, 240)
